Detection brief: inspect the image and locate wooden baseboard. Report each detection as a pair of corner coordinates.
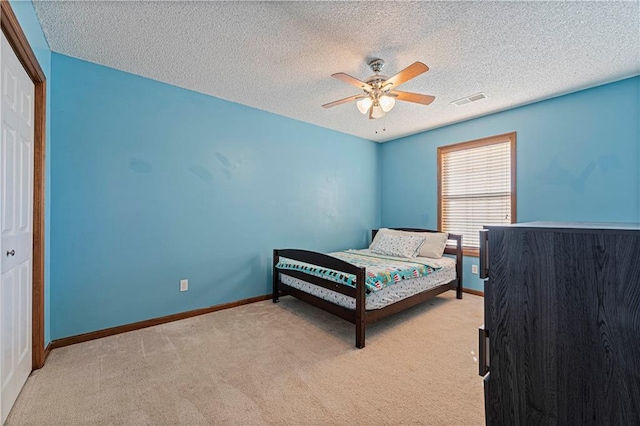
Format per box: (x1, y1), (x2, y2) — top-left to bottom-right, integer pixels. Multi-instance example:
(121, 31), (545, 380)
(44, 342), (52, 361)
(49, 294), (271, 350)
(463, 288), (484, 297)
(32, 342), (52, 372)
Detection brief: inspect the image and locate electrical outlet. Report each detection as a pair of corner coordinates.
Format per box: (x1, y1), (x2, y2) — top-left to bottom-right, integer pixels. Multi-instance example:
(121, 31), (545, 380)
(180, 279), (188, 292)
(471, 265), (478, 275)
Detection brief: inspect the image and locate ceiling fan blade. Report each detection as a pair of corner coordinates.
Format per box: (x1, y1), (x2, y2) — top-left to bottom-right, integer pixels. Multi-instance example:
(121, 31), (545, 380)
(384, 62), (429, 90)
(391, 90), (435, 105)
(322, 94), (366, 109)
(331, 73), (373, 91)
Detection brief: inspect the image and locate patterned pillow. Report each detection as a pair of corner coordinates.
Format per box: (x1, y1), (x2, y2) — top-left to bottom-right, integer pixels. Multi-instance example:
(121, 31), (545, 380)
(371, 229), (449, 258)
(369, 233), (426, 258)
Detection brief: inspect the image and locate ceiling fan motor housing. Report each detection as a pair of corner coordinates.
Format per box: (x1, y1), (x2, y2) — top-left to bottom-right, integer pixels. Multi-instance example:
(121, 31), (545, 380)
(364, 75), (391, 100)
(364, 59), (392, 97)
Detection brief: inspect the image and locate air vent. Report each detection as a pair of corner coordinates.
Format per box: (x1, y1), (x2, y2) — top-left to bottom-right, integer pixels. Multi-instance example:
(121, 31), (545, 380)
(451, 93), (487, 107)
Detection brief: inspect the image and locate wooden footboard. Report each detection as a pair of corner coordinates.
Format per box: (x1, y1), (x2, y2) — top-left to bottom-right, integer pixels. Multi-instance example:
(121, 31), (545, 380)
(273, 248), (367, 347)
(273, 229), (463, 348)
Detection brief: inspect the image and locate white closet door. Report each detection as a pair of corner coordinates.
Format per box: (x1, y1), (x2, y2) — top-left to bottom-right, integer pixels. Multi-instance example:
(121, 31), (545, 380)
(0, 32), (34, 425)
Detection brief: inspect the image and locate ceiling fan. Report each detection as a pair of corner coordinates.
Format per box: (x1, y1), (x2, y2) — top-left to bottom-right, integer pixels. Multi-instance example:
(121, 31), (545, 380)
(322, 59), (435, 119)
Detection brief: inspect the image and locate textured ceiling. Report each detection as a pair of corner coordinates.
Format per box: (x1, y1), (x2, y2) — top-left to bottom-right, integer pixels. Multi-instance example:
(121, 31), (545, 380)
(34, 1), (640, 142)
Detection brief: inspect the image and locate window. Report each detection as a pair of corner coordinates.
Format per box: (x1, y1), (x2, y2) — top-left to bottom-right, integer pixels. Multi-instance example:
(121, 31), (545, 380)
(438, 132), (516, 256)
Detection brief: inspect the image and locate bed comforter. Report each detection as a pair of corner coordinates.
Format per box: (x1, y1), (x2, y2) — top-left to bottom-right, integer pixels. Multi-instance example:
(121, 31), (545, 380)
(275, 249), (442, 293)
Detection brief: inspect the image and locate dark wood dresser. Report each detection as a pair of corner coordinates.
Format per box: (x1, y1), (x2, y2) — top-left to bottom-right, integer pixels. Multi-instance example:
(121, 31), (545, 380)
(478, 222), (640, 425)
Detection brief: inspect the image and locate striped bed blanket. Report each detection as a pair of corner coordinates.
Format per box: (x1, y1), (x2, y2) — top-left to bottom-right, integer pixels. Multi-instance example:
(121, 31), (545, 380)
(275, 249), (442, 293)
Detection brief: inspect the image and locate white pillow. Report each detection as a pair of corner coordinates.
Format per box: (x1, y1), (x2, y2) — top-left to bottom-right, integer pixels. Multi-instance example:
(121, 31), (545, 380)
(419, 232), (448, 258)
(369, 233), (425, 258)
(371, 229), (448, 258)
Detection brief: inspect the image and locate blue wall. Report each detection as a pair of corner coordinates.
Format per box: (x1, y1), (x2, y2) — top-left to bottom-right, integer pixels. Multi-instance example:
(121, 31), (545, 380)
(381, 77), (640, 292)
(50, 53), (380, 339)
(16, 2), (639, 338)
(10, 0), (52, 345)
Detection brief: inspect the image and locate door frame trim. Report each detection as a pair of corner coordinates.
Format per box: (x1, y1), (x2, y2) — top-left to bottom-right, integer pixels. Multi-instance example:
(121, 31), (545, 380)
(1, 0), (47, 369)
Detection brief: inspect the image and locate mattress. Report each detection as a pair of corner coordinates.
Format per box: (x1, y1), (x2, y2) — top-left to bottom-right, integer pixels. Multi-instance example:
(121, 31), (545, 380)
(279, 256), (457, 310)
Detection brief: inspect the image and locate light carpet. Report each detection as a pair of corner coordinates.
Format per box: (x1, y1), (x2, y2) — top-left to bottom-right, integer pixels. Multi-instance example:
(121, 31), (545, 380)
(8, 292), (485, 425)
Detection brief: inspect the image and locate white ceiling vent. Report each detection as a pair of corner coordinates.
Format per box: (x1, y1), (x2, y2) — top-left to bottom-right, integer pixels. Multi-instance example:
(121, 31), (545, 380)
(451, 93), (487, 107)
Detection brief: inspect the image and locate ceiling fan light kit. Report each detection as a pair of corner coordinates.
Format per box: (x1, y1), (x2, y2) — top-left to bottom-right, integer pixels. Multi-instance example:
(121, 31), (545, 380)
(371, 104), (385, 119)
(323, 58), (435, 120)
(356, 97), (373, 114)
(379, 95), (395, 112)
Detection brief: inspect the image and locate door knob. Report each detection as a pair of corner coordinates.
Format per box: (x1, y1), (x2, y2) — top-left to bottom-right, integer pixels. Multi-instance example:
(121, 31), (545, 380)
(6, 250), (15, 256)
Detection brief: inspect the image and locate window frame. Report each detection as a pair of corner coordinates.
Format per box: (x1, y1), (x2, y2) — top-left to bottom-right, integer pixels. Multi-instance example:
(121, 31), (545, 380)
(437, 132), (517, 257)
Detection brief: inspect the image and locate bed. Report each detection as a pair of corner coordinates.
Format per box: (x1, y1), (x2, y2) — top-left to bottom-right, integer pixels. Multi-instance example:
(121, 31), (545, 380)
(272, 228), (463, 348)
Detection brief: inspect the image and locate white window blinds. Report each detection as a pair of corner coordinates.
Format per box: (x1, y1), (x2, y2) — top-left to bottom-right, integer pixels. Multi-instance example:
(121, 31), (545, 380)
(440, 139), (513, 249)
